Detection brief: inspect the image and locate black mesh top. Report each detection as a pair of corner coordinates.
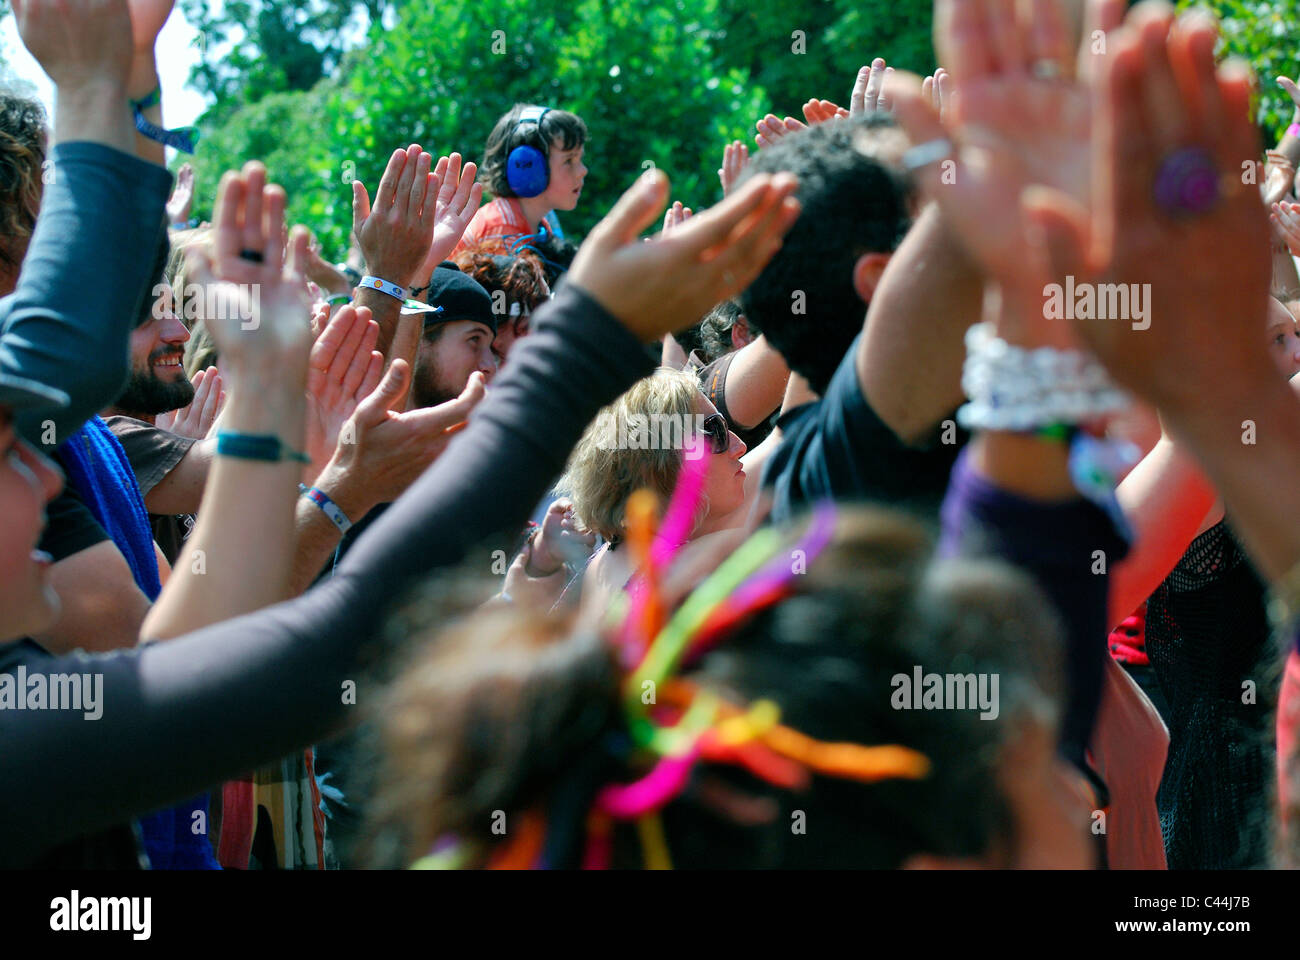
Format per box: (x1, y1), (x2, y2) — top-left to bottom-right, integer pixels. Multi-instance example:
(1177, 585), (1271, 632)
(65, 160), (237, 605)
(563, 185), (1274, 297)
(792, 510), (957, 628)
(1144, 520), (1277, 869)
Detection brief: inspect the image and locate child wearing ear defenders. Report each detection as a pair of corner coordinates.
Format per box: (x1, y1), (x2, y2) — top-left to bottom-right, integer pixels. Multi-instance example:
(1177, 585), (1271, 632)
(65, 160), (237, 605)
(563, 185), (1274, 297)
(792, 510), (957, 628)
(454, 103), (588, 257)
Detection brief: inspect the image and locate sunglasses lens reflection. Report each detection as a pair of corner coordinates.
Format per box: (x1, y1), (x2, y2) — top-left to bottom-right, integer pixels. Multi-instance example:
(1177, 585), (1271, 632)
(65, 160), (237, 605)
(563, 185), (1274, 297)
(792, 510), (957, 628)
(705, 415), (728, 454)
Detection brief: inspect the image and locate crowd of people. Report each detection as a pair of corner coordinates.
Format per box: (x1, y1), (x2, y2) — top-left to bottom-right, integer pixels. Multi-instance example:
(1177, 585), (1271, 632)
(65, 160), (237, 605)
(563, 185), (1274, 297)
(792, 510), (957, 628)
(3, 0), (1300, 872)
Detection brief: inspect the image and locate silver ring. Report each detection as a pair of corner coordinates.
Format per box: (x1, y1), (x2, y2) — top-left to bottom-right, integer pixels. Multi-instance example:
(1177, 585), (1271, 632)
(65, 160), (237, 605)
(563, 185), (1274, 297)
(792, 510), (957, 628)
(1032, 59), (1062, 80)
(900, 137), (953, 173)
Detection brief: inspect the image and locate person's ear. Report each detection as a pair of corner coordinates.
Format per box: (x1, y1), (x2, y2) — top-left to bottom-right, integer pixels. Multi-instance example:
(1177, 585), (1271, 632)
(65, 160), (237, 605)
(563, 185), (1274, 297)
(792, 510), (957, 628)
(731, 314), (753, 350)
(851, 252), (892, 305)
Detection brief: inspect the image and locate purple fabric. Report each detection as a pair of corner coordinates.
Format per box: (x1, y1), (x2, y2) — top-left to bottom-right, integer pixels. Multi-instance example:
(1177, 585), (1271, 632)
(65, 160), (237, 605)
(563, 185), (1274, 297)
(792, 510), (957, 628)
(939, 447), (1131, 768)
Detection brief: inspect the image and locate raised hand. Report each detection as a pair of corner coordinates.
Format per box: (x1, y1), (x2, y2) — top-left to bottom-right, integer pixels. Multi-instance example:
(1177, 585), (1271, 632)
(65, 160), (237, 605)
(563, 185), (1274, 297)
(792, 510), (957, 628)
(1279, 76), (1300, 119)
(309, 299), (333, 340)
(352, 144), (439, 289)
(167, 162), (195, 226)
(889, 0), (1115, 315)
(718, 140), (749, 197)
(187, 161), (314, 378)
(303, 237), (352, 298)
(324, 362), (486, 508)
(1024, 6), (1269, 407)
(754, 114), (806, 149)
(802, 99), (849, 125)
(303, 304), (383, 481)
(567, 169), (799, 342)
(529, 497), (596, 574)
(13, 0), (133, 92)
(919, 67), (954, 122)
(1263, 149), (1297, 206)
(412, 152), (484, 287)
(850, 58), (894, 114)
(661, 200), (693, 234)
(156, 365), (224, 438)
(1272, 200), (1300, 257)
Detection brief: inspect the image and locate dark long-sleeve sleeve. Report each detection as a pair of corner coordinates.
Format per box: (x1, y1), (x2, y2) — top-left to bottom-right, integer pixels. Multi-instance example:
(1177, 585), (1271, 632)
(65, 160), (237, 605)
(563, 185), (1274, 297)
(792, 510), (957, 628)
(938, 448), (1130, 768)
(3, 143), (172, 447)
(0, 284), (653, 866)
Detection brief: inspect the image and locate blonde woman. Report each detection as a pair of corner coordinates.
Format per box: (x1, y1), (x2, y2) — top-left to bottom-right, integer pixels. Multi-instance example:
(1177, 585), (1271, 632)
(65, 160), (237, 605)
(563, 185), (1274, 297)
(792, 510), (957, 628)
(560, 367), (753, 610)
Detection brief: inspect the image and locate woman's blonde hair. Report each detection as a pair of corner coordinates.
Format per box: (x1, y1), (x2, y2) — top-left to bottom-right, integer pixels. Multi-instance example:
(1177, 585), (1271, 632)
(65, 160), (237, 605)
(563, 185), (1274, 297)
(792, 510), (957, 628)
(559, 367), (703, 542)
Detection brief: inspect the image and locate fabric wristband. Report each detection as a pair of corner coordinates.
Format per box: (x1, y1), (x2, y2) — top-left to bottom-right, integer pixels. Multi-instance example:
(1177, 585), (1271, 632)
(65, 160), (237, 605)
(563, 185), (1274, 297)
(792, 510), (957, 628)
(1288, 122), (1300, 139)
(216, 431), (311, 464)
(360, 275), (408, 301)
(403, 300), (444, 316)
(298, 482), (353, 535)
(133, 107), (200, 154)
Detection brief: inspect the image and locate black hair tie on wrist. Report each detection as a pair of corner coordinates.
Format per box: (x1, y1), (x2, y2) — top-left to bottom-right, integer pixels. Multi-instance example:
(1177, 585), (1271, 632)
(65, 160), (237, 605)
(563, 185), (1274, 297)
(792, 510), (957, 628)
(239, 249), (265, 264)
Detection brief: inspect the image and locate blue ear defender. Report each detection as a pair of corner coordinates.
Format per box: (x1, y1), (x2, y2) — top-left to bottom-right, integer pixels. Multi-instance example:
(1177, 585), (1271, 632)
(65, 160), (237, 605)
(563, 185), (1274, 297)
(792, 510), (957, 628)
(506, 106), (552, 198)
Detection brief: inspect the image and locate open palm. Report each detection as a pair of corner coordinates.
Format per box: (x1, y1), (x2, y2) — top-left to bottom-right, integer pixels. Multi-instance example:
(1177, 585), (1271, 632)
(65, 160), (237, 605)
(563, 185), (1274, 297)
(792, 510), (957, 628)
(941, 78), (1090, 282)
(891, 0), (1094, 305)
(416, 152), (484, 282)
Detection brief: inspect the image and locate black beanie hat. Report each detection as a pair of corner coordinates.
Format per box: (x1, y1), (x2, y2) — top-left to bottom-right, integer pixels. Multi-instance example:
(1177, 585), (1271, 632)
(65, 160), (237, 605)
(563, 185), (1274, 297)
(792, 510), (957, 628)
(422, 261), (497, 334)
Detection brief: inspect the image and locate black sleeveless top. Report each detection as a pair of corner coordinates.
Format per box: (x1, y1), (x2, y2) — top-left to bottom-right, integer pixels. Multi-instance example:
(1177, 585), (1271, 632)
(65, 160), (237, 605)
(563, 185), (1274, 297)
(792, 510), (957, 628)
(1144, 520), (1277, 869)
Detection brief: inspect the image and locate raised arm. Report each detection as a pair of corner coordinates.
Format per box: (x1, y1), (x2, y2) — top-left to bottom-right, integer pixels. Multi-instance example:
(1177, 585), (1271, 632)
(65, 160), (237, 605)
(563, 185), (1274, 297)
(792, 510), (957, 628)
(924, 0), (1132, 767)
(351, 146), (437, 359)
(141, 162), (314, 640)
(856, 203), (983, 444)
(3, 0), (174, 448)
(0, 169), (800, 865)
(1108, 430), (1217, 628)
(1038, 7), (1297, 588)
(711, 334), (789, 430)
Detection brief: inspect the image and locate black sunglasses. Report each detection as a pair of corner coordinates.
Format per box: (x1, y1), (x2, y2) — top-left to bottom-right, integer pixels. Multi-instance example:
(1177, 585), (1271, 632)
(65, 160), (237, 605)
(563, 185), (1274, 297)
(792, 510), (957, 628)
(699, 413), (731, 455)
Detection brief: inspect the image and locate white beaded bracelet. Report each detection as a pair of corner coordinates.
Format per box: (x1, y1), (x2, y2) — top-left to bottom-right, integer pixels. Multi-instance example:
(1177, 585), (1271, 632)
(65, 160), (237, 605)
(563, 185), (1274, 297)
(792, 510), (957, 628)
(956, 322), (1130, 432)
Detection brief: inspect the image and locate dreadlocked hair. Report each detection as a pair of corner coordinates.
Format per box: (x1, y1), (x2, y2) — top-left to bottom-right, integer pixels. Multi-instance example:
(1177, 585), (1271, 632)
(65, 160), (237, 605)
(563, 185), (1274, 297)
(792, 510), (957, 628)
(363, 567), (623, 869)
(0, 92), (46, 276)
(656, 508), (1064, 868)
(365, 504), (1066, 869)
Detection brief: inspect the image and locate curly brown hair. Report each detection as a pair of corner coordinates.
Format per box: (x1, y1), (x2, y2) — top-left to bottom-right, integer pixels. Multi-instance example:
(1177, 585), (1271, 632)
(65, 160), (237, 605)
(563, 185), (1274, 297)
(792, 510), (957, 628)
(0, 92), (47, 275)
(453, 239), (550, 336)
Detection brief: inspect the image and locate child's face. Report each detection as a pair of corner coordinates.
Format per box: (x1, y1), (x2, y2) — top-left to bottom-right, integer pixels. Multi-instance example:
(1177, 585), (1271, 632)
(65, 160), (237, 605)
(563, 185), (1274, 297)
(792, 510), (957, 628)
(539, 141), (586, 212)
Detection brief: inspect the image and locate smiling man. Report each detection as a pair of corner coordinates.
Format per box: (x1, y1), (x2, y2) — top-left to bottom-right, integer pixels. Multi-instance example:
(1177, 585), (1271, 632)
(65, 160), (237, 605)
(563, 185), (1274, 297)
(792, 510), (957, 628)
(109, 284), (195, 419)
(98, 281), (211, 570)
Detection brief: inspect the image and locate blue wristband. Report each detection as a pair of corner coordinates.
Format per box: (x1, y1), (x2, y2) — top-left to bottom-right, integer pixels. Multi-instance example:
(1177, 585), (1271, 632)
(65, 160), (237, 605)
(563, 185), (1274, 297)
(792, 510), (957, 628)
(360, 275), (408, 301)
(216, 431), (311, 464)
(133, 106), (200, 154)
(298, 483), (353, 534)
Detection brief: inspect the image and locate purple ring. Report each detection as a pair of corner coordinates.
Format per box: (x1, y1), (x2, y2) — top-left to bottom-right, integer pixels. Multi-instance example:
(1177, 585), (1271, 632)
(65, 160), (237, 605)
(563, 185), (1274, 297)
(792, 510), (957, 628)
(1154, 147), (1220, 217)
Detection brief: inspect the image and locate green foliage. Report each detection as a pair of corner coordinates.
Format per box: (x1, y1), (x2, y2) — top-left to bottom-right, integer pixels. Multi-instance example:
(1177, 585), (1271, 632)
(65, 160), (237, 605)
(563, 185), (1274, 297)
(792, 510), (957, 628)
(187, 0), (936, 259)
(180, 0), (387, 113)
(1178, 0), (1300, 141)
(190, 82), (347, 252)
(713, 0), (935, 113)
